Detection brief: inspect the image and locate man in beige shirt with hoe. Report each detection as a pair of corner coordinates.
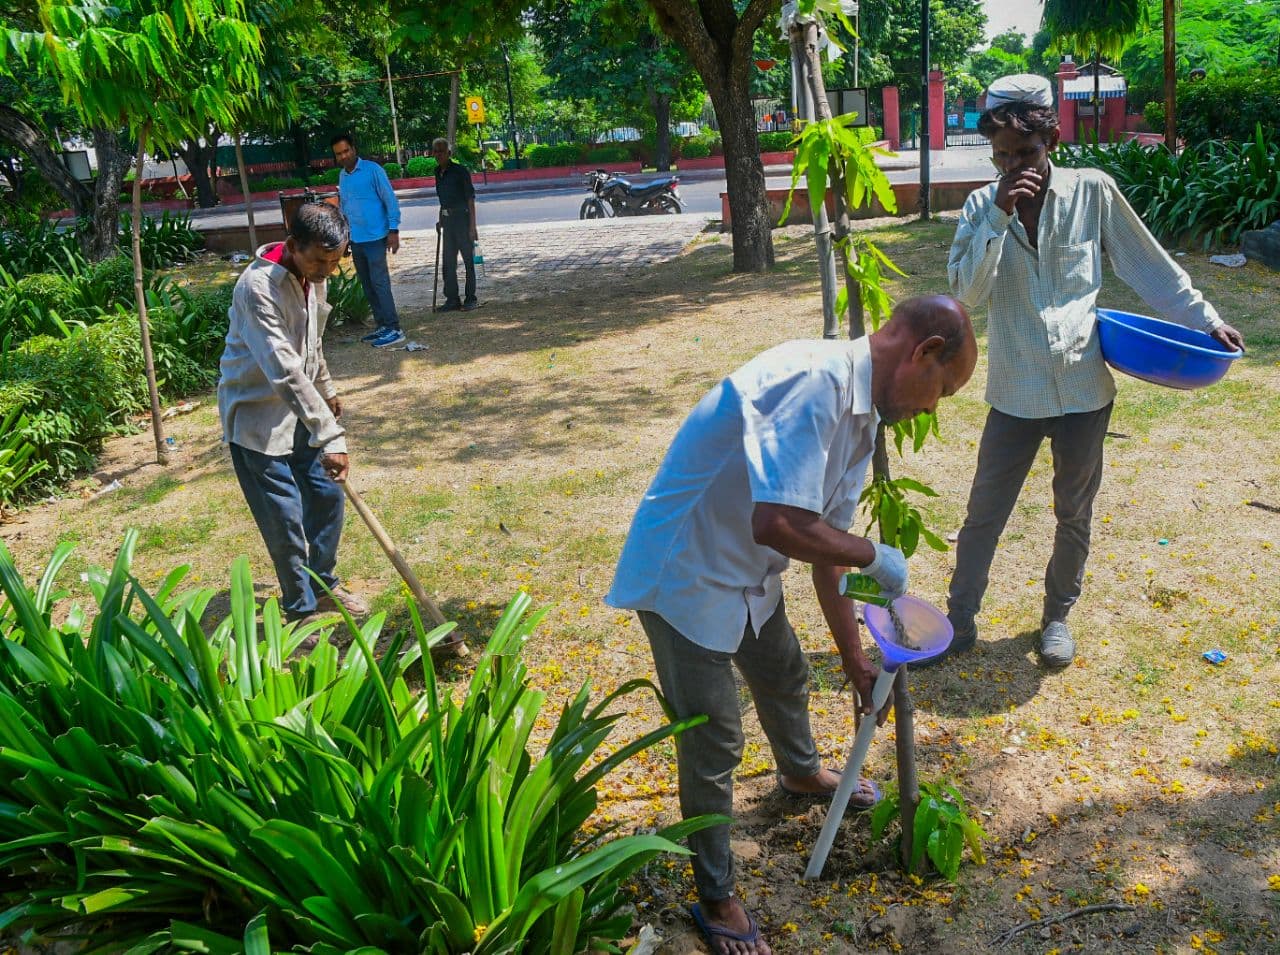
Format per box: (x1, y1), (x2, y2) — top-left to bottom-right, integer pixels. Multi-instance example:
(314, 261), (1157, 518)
(939, 74), (1245, 669)
(218, 202), (369, 626)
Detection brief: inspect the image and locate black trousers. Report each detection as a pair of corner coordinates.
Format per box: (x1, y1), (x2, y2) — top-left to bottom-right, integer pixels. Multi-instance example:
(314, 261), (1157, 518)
(440, 212), (476, 304)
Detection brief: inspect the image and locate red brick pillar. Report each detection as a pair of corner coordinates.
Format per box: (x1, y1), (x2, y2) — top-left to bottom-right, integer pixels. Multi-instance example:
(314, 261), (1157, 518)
(1056, 57), (1080, 143)
(928, 70), (946, 150)
(882, 86), (901, 149)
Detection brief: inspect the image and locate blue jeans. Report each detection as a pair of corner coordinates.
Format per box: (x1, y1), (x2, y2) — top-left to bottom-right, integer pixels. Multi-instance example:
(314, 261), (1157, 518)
(229, 421), (345, 619)
(350, 237), (401, 330)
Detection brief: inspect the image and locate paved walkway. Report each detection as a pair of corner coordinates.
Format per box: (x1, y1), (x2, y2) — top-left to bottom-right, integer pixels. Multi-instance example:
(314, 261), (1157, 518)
(389, 215), (716, 308)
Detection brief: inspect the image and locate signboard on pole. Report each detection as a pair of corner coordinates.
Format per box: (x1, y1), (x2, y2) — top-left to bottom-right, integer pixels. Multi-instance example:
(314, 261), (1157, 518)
(465, 96), (486, 125)
(825, 88), (870, 126)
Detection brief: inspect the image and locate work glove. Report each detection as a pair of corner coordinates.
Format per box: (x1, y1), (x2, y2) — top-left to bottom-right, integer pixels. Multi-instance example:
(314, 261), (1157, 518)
(863, 542), (908, 600)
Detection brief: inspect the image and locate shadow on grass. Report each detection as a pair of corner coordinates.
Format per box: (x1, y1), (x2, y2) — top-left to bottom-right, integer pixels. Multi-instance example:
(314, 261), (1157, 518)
(911, 627), (1047, 717)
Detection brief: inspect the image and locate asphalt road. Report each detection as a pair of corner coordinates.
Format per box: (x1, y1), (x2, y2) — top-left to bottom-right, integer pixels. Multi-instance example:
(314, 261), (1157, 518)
(188, 153), (996, 232)
(398, 160), (993, 229)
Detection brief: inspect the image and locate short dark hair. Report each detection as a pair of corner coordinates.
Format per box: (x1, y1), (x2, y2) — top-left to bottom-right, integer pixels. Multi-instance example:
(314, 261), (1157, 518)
(977, 103), (1060, 140)
(330, 132), (355, 149)
(291, 202), (349, 251)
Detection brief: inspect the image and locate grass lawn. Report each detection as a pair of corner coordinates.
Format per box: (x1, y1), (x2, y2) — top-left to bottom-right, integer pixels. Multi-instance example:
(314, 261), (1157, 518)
(3, 218), (1278, 954)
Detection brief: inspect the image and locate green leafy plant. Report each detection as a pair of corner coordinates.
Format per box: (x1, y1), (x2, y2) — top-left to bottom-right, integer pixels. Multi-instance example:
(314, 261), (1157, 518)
(325, 268), (372, 327)
(123, 210), (204, 269)
(0, 208), (83, 278)
(869, 781), (987, 882)
(0, 533), (716, 952)
(1176, 67), (1280, 144)
(757, 130), (795, 152)
(384, 161), (403, 178)
(525, 143), (581, 168)
(584, 145), (631, 164)
(405, 155), (438, 178)
(859, 474), (948, 559)
(680, 139), (711, 159)
(1056, 126), (1280, 248)
(0, 407), (47, 505)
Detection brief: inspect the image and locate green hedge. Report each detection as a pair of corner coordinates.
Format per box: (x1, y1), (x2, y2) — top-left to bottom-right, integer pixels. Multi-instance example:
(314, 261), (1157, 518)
(583, 145), (632, 164)
(758, 131), (798, 152)
(1, 314), (150, 483)
(681, 140), (711, 159)
(404, 155), (438, 177)
(0, 271), (231, 494)
(1177, 69), (1280, 144)
(525, 143), (582, 167)
(384, 161), (402, 178)
(253, 175), (309, 192)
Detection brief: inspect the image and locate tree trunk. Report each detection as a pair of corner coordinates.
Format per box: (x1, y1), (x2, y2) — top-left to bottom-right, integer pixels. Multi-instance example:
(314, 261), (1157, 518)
(447, 70), (460, 147)
(87, 126), (130, 261)
(131, 121), (168, 464)
(1092, 52), (1101, 141)
(177, 128), (219, 208)
(893, 663), (920, 871)
(650, 90), (673, 171)
(0, 104), (92, 215)
(291, 122), (310, 179)
(235, 131), (257, 252)
(649, 0), (775, 273)
(712, 81), (774, 272)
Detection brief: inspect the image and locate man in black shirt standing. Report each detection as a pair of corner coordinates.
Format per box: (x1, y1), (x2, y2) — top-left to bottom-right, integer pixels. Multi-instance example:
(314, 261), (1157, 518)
(431, 138), (479, 312)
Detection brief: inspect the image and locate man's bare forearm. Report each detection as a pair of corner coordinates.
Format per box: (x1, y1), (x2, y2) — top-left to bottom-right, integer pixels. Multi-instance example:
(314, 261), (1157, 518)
(752, 502), (877, 568)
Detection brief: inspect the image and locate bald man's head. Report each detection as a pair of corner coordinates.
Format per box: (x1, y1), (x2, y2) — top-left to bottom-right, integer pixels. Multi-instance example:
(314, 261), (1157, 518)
(889, 294), (976, 366)
(869, 295), (977, 423)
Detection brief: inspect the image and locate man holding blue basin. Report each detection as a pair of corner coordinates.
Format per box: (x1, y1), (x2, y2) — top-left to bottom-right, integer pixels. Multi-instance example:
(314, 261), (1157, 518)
(607, 296), (976, 955)
(943, 74), (1245, 669)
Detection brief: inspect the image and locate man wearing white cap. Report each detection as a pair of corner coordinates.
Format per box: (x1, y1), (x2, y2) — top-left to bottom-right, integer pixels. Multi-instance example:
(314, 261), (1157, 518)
(939, 73), (1244, 668)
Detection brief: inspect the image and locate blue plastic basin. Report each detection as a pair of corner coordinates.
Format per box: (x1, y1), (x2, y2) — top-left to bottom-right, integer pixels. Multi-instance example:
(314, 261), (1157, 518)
(1096, 308), (1242, 390)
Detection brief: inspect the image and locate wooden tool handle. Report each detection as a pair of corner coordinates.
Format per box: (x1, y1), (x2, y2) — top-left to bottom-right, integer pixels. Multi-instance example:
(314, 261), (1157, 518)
(343, 482), (466, 654)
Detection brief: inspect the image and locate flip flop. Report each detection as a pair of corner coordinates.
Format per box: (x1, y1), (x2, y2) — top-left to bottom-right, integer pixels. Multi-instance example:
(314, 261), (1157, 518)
(777, 771), (881, 811)
(690, 902), (763, 954)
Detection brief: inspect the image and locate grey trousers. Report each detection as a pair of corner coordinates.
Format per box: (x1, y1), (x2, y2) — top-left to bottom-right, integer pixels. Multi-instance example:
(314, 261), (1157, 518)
(948, 403), (1113, 631)
(639, 602), (820, 901)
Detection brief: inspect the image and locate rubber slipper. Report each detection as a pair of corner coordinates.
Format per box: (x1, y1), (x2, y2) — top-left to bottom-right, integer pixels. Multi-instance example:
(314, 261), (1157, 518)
(777, 771), (881, 811)
(690, 902), (763, 953)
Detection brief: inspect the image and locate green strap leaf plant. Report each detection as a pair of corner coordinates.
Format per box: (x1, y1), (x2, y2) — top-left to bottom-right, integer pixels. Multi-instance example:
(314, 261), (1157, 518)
(0, 536), (722, 952)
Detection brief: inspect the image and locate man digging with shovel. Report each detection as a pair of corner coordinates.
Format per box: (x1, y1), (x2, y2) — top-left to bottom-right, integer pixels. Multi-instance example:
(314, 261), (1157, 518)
(606, 296), (977, 955)
(218, 202), (369, 628)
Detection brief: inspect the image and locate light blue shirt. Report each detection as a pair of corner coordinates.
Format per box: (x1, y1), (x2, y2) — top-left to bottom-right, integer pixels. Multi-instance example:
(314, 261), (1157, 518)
(337, 158), (401, 243)
(606, 338), (878, 652)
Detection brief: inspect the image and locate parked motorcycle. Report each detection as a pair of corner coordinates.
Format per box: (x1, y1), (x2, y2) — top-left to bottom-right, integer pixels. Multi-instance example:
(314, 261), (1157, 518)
(579, 169), (683, 218)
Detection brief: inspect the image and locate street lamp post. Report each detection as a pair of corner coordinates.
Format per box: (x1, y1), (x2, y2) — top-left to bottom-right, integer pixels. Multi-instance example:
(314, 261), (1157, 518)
(919, 0), (930, 220)
(501, 43), (522, 168)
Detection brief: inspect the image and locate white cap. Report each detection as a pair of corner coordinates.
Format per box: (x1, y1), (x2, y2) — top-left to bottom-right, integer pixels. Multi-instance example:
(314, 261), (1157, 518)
(985, 73), (1053, 110)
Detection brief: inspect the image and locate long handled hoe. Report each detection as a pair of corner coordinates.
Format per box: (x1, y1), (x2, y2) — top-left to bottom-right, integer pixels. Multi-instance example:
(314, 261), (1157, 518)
(343, 482), (468, 656)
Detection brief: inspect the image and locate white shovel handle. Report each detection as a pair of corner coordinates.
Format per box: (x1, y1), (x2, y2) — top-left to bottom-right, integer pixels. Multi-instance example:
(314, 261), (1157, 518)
(804, 666), (898, 880)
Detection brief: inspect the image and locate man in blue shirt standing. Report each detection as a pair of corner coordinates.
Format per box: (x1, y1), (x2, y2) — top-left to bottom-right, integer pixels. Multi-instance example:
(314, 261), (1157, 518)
(331, 133), (405, 348)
